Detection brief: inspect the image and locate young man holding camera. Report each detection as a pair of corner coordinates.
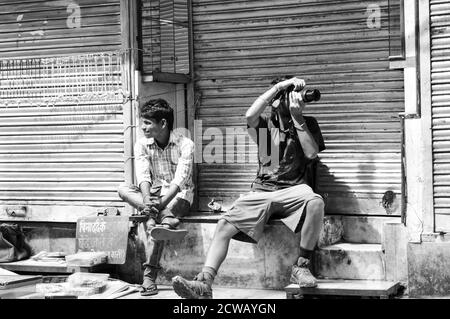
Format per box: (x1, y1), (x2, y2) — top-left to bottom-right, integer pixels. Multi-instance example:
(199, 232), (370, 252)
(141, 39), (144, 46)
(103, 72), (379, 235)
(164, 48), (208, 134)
(118, 98), (194, 296)
(172, 77), (326, 299)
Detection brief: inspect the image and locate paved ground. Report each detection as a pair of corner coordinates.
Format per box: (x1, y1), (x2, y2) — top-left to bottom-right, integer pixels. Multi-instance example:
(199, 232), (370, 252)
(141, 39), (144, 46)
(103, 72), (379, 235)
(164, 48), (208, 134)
(120, 285), (286, 299)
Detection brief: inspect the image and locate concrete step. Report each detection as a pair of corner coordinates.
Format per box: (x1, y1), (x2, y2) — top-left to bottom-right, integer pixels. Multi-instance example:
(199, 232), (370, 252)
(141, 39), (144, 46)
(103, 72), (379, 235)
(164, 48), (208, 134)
(314, 243), (385, 280)
(320, 215), (401, 245)
(285, 279), (401, 299)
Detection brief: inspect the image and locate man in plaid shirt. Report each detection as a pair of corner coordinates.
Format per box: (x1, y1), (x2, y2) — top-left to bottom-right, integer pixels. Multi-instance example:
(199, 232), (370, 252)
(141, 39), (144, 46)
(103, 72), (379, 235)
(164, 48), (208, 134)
(118, 98), (194, 296)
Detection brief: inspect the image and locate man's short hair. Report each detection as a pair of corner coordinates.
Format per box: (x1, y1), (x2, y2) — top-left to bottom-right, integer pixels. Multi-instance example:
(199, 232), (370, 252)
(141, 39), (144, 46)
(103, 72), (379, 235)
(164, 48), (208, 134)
(139, 98), (174, 131)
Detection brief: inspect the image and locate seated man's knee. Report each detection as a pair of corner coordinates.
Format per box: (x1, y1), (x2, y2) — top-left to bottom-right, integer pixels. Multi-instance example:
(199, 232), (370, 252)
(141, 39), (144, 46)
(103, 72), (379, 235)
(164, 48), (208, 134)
(215, 219), (237, 238)
(216, 219), (229, 230)
(167, 199), (190, 218)
(117, 185), (130, 201)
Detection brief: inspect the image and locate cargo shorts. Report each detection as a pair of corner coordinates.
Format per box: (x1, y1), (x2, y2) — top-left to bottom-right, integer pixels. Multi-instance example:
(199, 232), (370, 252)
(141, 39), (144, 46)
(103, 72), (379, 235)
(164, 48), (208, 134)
(221, 184), (323, 243)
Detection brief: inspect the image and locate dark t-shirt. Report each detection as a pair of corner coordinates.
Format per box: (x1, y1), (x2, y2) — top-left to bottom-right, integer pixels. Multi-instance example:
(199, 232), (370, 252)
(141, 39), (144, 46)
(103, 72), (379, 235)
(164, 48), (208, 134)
(250, 114), (325, 191)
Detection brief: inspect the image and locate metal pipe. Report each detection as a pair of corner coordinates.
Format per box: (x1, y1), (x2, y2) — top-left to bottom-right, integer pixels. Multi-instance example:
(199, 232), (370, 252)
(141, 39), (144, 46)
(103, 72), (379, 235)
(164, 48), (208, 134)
(399, 113), (407, 225)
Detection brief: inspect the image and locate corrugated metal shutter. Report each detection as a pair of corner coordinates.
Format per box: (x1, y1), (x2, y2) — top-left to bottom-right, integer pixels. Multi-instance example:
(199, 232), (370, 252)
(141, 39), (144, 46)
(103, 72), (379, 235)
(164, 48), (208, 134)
(141, 0), (190, 74)
(431, 0), (450, 231)
(193, 0), (404, 216)
(0, 0), (125, 216)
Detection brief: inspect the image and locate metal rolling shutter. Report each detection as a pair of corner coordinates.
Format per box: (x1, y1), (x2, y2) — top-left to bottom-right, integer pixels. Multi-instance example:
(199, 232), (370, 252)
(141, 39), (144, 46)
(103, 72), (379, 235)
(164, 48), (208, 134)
(193, 0), (404, 215)
(0, 0), (125, 216)
(431, 0), (450, 231)
(141, 0), (190, 74)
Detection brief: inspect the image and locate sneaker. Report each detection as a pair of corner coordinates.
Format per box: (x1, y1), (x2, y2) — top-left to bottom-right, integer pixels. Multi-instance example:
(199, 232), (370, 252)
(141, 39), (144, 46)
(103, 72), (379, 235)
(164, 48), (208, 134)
(172, 275), (213, 299)
(290, 257), (317, 288)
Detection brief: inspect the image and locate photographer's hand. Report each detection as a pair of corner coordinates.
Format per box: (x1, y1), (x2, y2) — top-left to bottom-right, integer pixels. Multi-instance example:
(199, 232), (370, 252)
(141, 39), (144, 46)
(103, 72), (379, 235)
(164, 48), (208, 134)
(288, 91), (306, 119)
(288, 91), (319, 160)
(275, 77), (305, 92)
(246, 77), (306, 128)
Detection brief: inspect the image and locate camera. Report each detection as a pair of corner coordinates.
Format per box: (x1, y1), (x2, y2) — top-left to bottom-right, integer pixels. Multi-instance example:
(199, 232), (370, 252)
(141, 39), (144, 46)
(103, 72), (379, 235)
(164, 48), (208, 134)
(300, 89), (321, 103)
(286, 84), (321, 103)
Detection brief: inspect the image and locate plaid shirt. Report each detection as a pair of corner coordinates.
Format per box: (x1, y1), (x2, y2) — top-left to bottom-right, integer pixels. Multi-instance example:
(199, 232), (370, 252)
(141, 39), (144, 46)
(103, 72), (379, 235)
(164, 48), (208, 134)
(134, 132), (194, 204)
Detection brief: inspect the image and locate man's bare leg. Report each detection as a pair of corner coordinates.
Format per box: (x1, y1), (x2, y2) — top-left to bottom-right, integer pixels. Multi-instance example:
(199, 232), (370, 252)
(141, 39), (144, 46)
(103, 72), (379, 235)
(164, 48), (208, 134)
(172, 219), (239, 299)
(291, 197), (325, 287)
(204, 219), (240, 270)
(300, 198), (325, 250)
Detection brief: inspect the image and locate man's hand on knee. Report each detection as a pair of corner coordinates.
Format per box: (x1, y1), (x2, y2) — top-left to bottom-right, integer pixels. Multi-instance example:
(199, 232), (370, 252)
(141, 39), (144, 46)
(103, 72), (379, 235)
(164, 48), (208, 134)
(142, 196), (162, 217)
(141, 202), (160, 221)
(142, 205), (159, 229)
(142, 205), (159, 216)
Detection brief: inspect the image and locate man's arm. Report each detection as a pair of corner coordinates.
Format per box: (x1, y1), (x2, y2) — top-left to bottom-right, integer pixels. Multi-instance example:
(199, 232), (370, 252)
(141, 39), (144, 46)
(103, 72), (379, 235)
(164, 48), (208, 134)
(246, 77), (306, 128)
(139, 181), (152, 205)
(289, 91), (319, 159)
(161, 138), (195, 209)
(134, 141), (156, 211)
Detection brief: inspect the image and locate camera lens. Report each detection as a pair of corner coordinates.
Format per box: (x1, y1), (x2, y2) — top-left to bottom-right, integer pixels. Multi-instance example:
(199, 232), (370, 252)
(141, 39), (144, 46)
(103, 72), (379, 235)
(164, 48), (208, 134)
(301, 89), (321, 103)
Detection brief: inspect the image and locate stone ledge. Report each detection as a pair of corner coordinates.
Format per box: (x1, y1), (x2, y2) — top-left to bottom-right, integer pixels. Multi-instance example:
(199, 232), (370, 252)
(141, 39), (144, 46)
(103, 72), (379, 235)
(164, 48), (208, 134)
(285, 279), (400, 299)
(180, 214), (344, 248)
(180, 213), (284, 225)
(0, 259), (113, 274)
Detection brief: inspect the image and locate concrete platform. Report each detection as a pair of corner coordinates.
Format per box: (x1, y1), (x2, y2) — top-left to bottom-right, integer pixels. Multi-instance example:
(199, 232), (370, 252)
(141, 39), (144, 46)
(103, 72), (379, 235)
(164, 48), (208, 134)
(314, 243), (385, 280)
(320, 215), (400, 245)
(119, 285), (286, 299)
(0, 259), (113, 274)
(285, 279), (400, 299)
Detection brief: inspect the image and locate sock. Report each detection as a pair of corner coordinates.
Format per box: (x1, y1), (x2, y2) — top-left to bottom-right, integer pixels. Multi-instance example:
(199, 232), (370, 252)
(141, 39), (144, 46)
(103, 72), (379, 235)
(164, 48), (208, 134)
(200, 266), (217, 282)
(299, 246), (313, 260)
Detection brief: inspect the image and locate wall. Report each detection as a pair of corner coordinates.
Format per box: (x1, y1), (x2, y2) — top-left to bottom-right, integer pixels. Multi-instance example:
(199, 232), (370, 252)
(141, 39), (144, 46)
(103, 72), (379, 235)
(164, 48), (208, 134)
(404, 0), (450, 297)
(408, 242), (450, 297)
(126, 220), (303, 289)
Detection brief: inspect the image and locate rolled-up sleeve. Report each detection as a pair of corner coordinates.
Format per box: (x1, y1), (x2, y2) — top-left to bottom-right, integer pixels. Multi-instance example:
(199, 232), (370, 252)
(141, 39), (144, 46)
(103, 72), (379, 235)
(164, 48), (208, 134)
(171, 138), (194, 189)
(134, 140), (152, 187)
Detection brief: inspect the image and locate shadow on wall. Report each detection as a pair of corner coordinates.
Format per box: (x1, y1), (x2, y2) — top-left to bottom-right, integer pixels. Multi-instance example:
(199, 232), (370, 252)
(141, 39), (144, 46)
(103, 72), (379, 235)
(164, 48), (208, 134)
(316, 156), (392, 244)
(316, 159), (359, 216)
(22, 226), (76, 256)
(317, 152), (401, 216)
(116, 224), (147, 284)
